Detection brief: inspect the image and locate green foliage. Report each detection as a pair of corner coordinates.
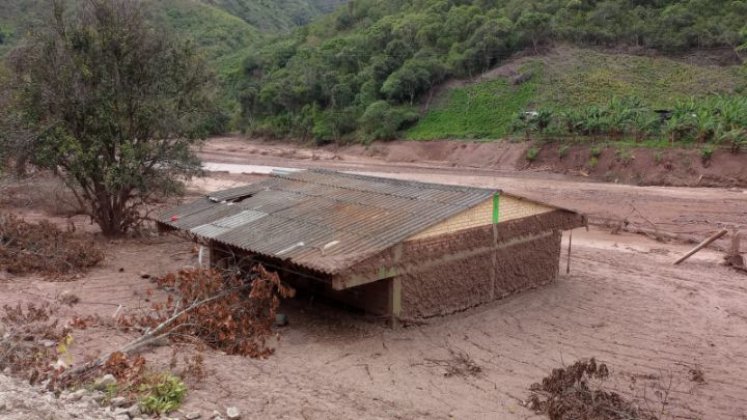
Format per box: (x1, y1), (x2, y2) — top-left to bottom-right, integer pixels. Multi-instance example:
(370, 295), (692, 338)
(590, 146), (603, 158)
(408, 78), (536, 140)
(558, 144), (570, 159)
(359, 101), (418, 141)
(138, 373), (187, 415)
(701, 145), (714, 161)
(526, 146), (540, 162)
(144, 0), (259, 77)
(509, 94), (747, 149)
(616, 148), (634, 165)
(535, 49), (746, 109)
(419, 48), (746, 142)
(0, 0), (348, 132)
(5, 0), (216, 236)
(238, 0), (747, 141)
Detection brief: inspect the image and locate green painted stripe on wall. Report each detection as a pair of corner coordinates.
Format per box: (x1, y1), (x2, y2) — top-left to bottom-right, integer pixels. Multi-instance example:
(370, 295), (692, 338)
(492, 193), (500, 224)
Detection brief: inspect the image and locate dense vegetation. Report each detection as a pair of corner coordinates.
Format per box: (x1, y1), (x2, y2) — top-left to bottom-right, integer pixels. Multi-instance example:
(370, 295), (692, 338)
(0, 0), (347, 72)
(238, 0), (747, 143)
(514, 96), (747, 151)
(408, 48), (747, 141)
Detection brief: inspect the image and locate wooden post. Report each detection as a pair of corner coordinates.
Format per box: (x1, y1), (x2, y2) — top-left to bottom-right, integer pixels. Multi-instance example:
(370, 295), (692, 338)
(566, 230), (573, 274)
(730, 230), (741, 256)
(726, 230), (745, 269)
(389, 277), (402, 329)
(673, 229), (728, 265)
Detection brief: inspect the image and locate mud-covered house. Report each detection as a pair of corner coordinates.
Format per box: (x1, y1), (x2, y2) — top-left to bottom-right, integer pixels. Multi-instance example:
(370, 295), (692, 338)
(157, 170), (585, 325)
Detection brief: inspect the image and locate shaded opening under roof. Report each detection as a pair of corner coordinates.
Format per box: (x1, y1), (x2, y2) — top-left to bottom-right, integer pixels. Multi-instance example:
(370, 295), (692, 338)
(230, 194), (254, 203)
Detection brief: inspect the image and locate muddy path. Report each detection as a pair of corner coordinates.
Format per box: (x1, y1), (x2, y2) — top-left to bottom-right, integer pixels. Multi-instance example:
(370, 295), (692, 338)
(199, 137), (747, 251)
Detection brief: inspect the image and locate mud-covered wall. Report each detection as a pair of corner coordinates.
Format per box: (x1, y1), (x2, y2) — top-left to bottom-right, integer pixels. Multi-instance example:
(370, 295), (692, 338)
(400, 230), (561, 319)
(335, 210), (584, 319)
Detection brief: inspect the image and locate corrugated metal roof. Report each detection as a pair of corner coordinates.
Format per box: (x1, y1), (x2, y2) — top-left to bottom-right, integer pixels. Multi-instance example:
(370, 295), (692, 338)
(158, 169), (499, 274)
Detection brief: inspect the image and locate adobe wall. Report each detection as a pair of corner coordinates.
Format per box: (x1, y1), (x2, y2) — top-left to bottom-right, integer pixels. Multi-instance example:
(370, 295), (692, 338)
(399, 229), (561, 319)
(335, 210), (583, 320)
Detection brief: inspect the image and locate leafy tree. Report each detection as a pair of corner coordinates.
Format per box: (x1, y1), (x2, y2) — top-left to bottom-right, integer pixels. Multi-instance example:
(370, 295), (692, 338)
(516, 11), (552, 52)
(5, 0), (216, 236)
(359, 100), (418, 140)
(738, 25), (747, 60)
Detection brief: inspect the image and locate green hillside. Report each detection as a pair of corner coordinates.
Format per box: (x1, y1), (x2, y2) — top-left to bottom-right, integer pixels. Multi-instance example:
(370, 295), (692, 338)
(407, 47), (747, 141)
(203, 0), (348, 31)
(237, 0), (747, 143)
(145, 0), (259, 77)
(0, 0), (347, 72)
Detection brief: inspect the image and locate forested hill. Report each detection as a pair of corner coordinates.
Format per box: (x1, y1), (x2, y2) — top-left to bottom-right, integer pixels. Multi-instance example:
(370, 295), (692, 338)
(0, 0), (348, 70)
(237, 0), (747, 142)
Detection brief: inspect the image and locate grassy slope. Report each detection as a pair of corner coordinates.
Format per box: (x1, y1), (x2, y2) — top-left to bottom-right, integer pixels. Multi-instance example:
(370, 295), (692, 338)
(407, 47), (747, 141)
(407, 78), (537, 140)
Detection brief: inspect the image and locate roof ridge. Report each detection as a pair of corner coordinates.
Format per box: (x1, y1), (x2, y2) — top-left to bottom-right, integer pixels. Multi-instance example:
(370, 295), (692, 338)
(273, 169), (499, 198)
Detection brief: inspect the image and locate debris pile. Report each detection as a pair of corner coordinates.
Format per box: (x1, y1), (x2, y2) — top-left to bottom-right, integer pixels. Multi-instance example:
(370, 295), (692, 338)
(0, 303), (71, 386)
(0, 213), (103, 276)
(129, 265), (295, 358)
(526, 358), (657, 420)
(423, 348), (482, 378)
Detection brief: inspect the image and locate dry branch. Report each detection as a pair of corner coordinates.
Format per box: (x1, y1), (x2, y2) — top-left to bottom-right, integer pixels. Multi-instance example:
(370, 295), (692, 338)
(62, 265), (292, 384)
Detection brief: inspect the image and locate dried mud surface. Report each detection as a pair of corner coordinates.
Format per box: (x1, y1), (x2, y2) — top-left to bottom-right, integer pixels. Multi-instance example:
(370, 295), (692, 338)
(1, 230), (745, 419)
(2, 138), (747, 419)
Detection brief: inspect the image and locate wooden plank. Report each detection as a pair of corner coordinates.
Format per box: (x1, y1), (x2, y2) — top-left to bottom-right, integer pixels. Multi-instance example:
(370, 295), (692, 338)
(673, 229), (728, 265)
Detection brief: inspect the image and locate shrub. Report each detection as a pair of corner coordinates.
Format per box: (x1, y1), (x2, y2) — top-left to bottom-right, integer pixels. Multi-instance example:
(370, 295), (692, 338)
(701, 145), (714, 162)
(558, 144), (570, 159)
(590, 146), (603, 158)
(615, 148), (634, 165)
(138, 373), (187, 415)
(359, 101), (418, 141)
(526, 146), (540, 162)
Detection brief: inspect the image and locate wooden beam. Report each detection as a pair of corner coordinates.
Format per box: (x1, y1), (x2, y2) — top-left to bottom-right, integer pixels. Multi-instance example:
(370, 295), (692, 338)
(673, 229), (728, 265)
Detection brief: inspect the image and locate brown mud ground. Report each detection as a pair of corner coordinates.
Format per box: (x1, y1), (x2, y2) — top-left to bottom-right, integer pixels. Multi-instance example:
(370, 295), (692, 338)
(1, 137), (747, 419)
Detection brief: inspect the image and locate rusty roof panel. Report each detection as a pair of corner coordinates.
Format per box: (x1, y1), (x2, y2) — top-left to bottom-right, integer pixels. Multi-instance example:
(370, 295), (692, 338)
(157, 169), (508, 274)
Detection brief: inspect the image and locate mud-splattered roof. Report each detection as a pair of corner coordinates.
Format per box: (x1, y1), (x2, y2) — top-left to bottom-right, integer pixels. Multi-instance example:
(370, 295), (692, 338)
(158, 169), (501, 274)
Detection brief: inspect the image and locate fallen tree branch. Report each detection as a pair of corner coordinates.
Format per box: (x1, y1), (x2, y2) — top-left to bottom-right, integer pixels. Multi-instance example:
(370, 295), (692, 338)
(63, 283), (251, 381)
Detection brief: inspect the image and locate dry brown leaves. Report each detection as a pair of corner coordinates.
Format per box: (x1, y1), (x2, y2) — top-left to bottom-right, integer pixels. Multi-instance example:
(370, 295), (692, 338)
(103, 351), (147, 384)
(527, 358), (658, 420)
(0, 303), (71, 387)
(132, 265), (294, 358)
(0, 213), (103, 277)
